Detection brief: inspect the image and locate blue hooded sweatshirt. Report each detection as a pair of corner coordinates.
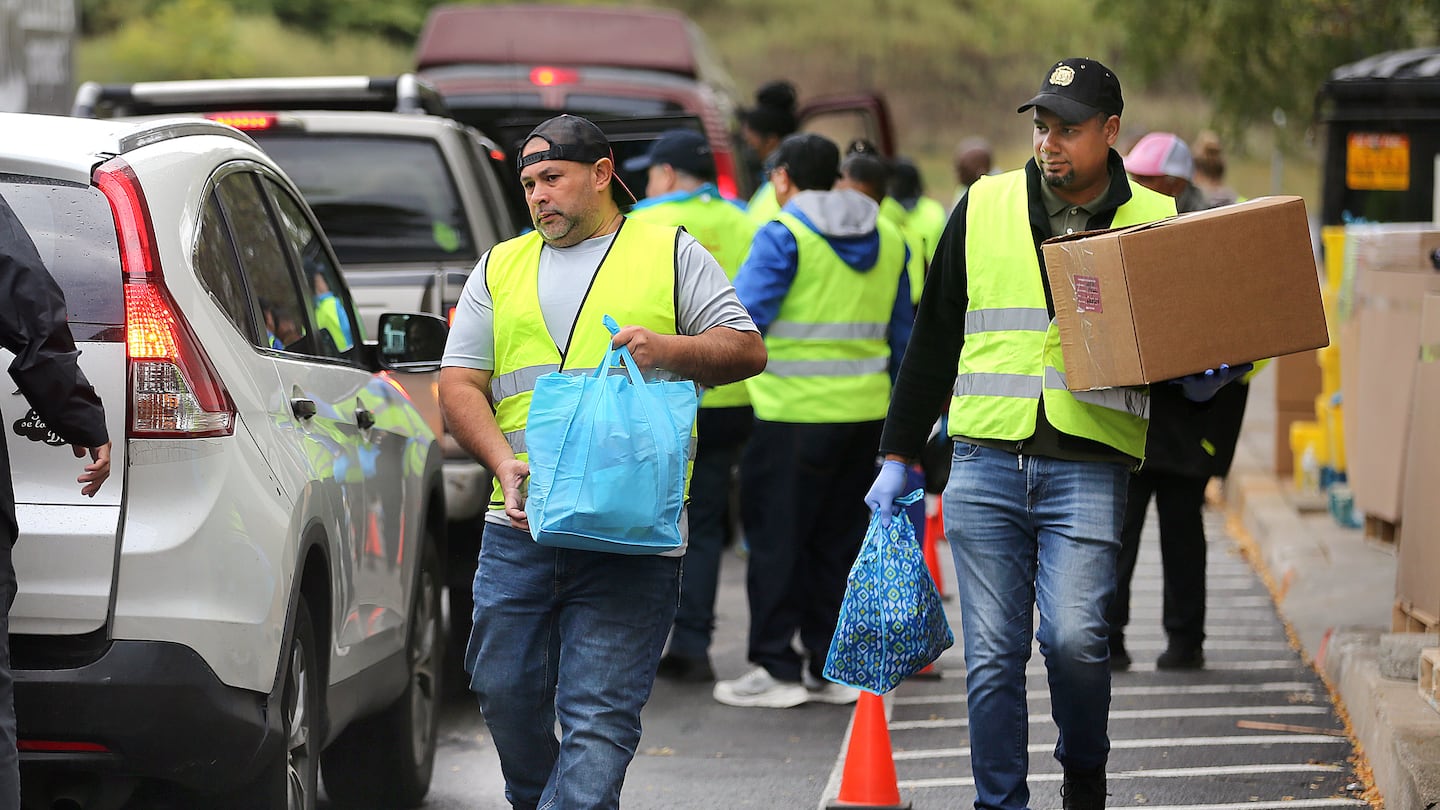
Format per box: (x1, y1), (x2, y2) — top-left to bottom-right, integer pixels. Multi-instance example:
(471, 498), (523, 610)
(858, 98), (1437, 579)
(733, 188), (913, 379)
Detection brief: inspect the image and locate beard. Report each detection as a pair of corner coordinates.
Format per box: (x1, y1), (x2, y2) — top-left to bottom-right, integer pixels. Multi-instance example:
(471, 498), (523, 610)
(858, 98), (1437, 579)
(1042, 166), (1075, 188)
(533, 208), (581, 245)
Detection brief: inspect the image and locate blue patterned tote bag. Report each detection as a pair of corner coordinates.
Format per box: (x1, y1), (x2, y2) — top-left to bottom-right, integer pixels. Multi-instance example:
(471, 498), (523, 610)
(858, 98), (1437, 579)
(525, 315), (699, 554)
(823, 489), (954, 693)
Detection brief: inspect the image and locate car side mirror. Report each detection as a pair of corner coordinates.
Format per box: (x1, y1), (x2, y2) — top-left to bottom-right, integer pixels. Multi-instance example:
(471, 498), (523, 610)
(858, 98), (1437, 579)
(377, 312), (448, 372)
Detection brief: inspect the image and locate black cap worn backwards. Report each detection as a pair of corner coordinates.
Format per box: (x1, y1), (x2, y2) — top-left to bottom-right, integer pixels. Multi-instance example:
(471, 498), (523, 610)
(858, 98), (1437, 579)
(1017, 58), (1124, 123)
(518, 114), (637, 203)
(767, 132), (840, 192)
(623, 128), (716, 181)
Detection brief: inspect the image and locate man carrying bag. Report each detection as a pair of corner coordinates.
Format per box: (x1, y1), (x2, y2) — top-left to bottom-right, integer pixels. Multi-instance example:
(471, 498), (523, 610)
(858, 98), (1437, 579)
(439, 114), (766, 810)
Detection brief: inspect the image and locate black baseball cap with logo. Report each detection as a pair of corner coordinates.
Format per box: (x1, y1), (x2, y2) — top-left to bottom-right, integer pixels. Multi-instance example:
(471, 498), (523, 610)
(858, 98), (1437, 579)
(1017, 58), (1124, 123)
(518, 114), (637, 204)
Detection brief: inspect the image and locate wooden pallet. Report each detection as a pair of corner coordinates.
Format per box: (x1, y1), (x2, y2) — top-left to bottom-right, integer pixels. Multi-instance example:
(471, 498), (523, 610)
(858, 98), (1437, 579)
(1420, 648), (1440, 716)
(1364, 515), (1399, 546)
(1394, 599), (1440, 634)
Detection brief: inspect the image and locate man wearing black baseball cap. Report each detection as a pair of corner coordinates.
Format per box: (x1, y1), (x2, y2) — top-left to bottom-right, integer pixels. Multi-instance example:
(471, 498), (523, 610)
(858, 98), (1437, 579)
(862, 58), (1188, 810)
(440, 113), (766, 808)
(625, 128), (759, 685)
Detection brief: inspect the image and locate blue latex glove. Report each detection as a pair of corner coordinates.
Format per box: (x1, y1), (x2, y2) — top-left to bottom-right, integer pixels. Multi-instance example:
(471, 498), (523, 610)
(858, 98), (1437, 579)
(864, 459), (909, 527)
(1173, 362), (1254, 402)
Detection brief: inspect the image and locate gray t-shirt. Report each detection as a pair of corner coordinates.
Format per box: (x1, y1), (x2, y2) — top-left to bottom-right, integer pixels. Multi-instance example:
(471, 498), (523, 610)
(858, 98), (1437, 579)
(443, 225), (758, 539)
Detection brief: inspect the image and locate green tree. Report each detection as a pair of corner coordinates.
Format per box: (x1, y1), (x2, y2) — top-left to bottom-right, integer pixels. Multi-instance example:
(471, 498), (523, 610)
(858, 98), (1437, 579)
(104, 0), (249, 80)
(1100, 0), (1440, 146)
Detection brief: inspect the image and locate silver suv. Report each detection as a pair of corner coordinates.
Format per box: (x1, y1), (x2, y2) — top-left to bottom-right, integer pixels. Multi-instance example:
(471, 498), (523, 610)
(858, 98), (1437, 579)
(74, 75), (525, 651)
(1, 112), (447, 809)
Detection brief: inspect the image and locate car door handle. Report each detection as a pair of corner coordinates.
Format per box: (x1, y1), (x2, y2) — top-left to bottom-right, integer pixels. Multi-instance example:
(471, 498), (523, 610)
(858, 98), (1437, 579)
(291, 398), (317, 420)
(355, 408), (375, 430)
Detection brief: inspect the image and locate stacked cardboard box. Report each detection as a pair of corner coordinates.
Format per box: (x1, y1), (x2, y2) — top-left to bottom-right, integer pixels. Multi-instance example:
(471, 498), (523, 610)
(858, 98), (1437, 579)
(1337, 225), (1440, 526)
(1397, 294), (1440, 630)
(1274, 350), (1323, 477)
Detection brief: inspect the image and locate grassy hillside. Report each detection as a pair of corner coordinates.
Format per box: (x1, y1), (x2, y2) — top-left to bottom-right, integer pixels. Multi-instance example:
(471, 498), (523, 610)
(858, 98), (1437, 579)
(75, 0), (1319, 207)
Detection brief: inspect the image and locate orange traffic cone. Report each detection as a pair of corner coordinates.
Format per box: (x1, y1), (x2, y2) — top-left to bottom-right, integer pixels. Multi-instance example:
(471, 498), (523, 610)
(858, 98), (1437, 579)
(923, 508), (947, 599)
(826, 692), (912, 809)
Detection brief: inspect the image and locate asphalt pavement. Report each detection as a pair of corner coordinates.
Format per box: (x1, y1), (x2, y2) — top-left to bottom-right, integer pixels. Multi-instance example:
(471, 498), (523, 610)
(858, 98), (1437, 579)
(412, 362), (1417, 810)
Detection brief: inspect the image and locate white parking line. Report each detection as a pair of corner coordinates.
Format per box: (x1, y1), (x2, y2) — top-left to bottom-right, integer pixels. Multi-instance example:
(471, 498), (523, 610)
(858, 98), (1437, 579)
(889, 705), (1328, 730)
(893, 681), (1320, 706)
(892, 734), (1348, 760)
(933, 659), (1310, 677)
(899, 762), (1345, 789)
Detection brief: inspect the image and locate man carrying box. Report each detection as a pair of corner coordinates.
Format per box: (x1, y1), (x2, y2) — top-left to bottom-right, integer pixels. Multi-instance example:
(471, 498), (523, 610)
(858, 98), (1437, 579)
(862, 58), (1246, 810)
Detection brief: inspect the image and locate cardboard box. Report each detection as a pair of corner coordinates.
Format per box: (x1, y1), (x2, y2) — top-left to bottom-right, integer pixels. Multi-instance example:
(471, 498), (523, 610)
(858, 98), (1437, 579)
(1337, 224), (1440, 324)
(1396, 294), (1440, 628)
(1042, 196), (1330, 391)
(1275, 349), (1323, 410)
(1343, 269), (1440, 522)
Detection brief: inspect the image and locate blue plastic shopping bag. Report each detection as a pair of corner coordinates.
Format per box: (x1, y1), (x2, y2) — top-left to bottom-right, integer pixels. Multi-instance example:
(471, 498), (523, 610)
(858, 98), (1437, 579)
(823, 490), (954, 693)
(524, 315), (699, 554)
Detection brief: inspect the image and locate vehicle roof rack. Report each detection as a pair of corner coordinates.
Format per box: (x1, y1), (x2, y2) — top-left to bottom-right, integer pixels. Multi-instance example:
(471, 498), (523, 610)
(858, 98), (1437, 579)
(72, 74), (450, 119)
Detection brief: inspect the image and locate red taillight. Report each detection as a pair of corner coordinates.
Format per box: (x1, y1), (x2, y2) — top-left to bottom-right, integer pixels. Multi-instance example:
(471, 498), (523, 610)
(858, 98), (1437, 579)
(95, 159), (236, 439)
(713, 149), (739, 201)
(530, 66), (578, 86)
(489, 148), (506, 162)
(447, 306), (457, 328)
(206, 112), (277, 131)
(18, 739), (111, 753)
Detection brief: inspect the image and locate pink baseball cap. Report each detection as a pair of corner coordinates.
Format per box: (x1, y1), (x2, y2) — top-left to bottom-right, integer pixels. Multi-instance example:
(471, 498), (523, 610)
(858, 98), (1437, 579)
(1124, 132), (1193, 181)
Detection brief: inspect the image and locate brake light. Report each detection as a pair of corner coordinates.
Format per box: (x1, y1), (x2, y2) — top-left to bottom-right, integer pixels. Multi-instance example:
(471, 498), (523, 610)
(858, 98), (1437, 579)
(95, 160), (236, 439)
(18, 740), (111, 753)
(490, 148), (506, 162)
(713, 149), (739, 201)
(530, 66), (578, 86)
(447, 306), (457, 328)
(206, 112), (277, 131)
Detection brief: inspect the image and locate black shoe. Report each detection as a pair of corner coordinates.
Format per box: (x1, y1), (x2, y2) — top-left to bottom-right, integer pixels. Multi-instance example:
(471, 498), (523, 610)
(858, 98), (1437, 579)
(1156, 645), (1204, 670)
(1061, 767), (1107, 810)
(656, 653), (716, 683)
(1108, 634), (1131, 672)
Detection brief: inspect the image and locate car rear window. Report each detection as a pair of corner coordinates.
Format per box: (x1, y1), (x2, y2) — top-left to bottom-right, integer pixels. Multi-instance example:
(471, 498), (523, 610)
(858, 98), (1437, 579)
(0, 176), (124, 338)
(252, 134), (477, 267)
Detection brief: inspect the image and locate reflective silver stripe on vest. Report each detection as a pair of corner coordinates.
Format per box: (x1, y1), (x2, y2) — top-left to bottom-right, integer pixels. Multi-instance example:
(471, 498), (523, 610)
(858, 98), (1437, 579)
(504, 428), (527, 456)
(768, 321), (889, 340)
(952, 372), (1043, 399)
(1043, 369), (1150, 419)
(964, 307), (1051, 335)
(765, 356), (889, 378)
(491, 364), (560, 404)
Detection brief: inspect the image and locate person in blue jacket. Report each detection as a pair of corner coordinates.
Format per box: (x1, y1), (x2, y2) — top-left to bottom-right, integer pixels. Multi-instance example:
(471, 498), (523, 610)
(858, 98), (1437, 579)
(714, 132), (913, 709)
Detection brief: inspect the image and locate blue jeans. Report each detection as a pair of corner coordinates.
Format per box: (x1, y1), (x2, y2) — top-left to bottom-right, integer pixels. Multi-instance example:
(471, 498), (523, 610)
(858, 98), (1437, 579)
(465, 523), (680, 810)
(942, 443), (1128, 810)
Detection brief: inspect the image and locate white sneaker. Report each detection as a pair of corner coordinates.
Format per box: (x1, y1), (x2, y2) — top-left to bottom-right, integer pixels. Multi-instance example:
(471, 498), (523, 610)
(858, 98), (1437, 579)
(713, 667), (809, 708)
(802, 669), (861, 705)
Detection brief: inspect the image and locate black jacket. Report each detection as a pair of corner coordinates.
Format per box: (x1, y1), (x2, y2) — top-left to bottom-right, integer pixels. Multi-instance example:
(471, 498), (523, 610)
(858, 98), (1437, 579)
(0, 193), (109, 542)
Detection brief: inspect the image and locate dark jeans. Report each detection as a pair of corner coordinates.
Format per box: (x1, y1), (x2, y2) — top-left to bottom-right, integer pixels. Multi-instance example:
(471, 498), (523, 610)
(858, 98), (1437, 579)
(465, 523), (680, 810)
(668, 406), (751, 662)
(1207, 381), (1251, 480)
(1108, 470), (1208, 649)
(738, 419), (882, 682)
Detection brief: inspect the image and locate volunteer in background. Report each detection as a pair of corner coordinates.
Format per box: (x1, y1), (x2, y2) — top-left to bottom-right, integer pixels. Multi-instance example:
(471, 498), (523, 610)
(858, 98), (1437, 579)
(1108, 132), (1215, 671)
(715, 132), (913, 709)
(439, 114), (765, 809)
(740, 80), (799, 224)
(951, 135), (994, 210)
(625, 128), (759, 683)
(889, 156), (949, 267)
(863, 58), (1243, 809)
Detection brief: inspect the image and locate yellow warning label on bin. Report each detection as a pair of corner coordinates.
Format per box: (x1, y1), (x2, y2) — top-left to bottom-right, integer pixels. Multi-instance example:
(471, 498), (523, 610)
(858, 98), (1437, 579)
(1346, 133), (1410, 191)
